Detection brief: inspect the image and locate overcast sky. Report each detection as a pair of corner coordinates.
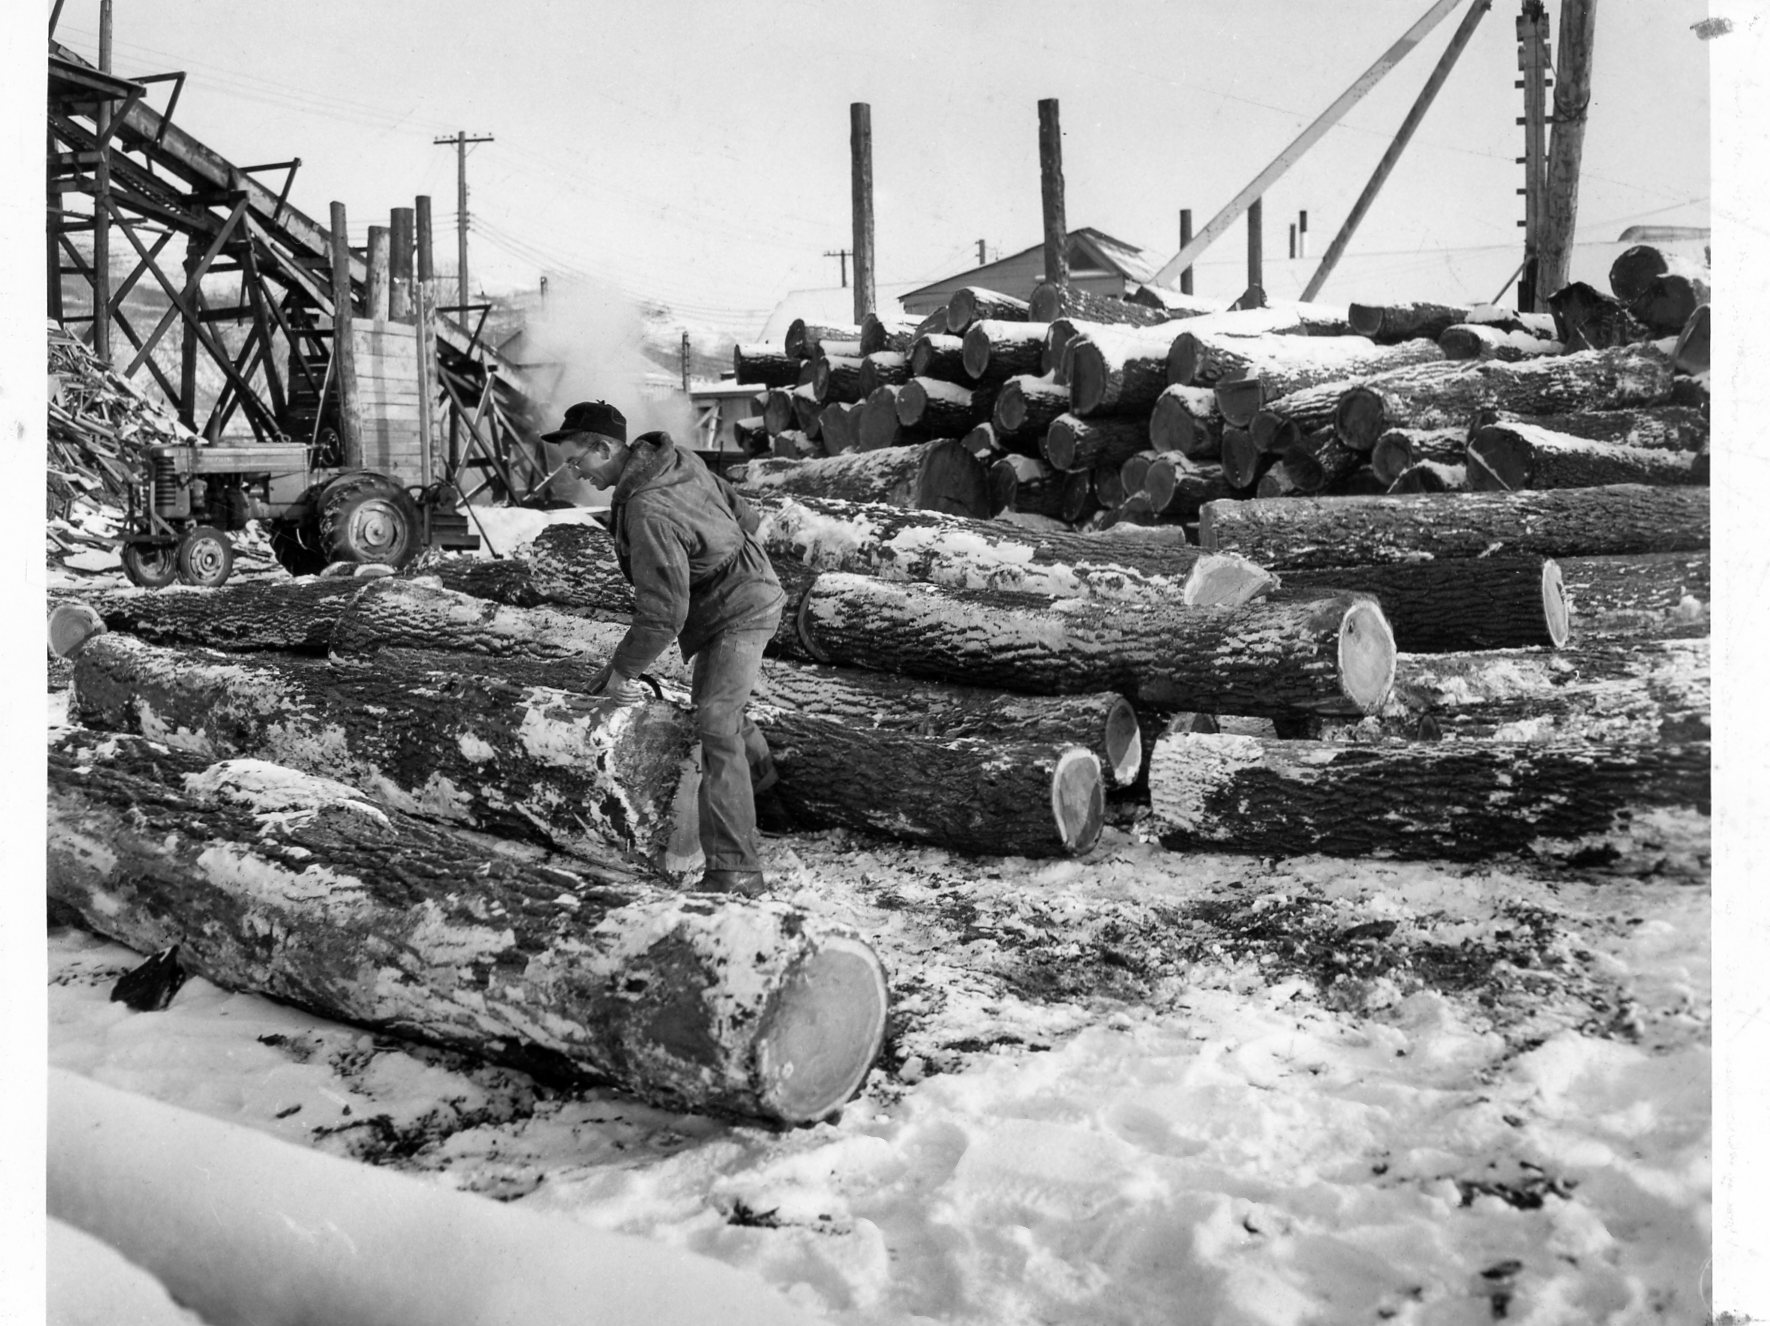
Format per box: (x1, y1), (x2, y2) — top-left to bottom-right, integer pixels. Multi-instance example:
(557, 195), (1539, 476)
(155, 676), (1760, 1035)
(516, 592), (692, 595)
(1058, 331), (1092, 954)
(34, 0), (1716, 333)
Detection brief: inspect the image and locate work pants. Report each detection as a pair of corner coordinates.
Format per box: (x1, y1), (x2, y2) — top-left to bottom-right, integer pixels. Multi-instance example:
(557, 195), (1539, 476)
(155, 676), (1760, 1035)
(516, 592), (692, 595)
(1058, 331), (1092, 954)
(690, 626), (777, 872)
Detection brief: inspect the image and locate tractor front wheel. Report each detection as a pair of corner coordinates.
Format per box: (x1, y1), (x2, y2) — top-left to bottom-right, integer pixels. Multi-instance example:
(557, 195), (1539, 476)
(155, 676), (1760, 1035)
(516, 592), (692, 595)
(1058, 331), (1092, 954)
(120, 541), (179, 589)
(175, 526), (234, 587)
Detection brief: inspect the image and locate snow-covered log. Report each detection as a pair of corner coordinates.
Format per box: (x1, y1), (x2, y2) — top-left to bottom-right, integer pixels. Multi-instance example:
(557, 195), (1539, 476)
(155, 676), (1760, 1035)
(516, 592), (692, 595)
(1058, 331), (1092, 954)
(47, 578), (370, 653)
(989, 453), (1070, 520)
(49, 1070), (827, 1326)
(991, 372), (1070, 445)
(46, 729), (889, 1125)
(961, 319), (1050, 384)
(1148, 384), (1223, 458)
(1200, 337), (1445, 423)
(1043, 412), (1150, 475)
(1148, 727), (1708, 859)
(67, 634), (702, 874)
(1276, 557), (1569, 653)
(1475, 403), (1708, 453)
(813, 353), (866, 405)
(1547, 281), (1646, 351)
(732, 342), (802, 388)
(856, 350), (910, 396)
(1332, 345), (1677, 451)
(1387, 460), (1468, 493)
(1608, 245), (1710, 335)
(1369, 426), (1467, 485)
(755, 706), (1103, 856)
(1067, 330), (1181, 416)
(1345, 300), (1475, 343)
(1559, 550), (1710, 640)
(912, 437), (991, 518)
(1276, 428), (1365, 494)
(1437, 324), (1563, 362)
(796, 572), (1395, 717)
(1465, 421), (1707, 491)
(860, 310), (920, 355)
(1029, 282), (1175, 327)
(897, 377), (993, 434)
(946, 286), (1031, 332)
(1142, 455), (1237, 520)
(733, 444), (926, 507)
(1200, 485), (1710, 569)
(331, 575), (633, 659)
(785, 318), (860, 361)
(908, 334), (969, 383)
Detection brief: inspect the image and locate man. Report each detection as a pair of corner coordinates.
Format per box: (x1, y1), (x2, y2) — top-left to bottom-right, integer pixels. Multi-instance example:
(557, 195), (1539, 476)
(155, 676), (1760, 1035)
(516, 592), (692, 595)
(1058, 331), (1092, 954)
(541, 400), (787, 896)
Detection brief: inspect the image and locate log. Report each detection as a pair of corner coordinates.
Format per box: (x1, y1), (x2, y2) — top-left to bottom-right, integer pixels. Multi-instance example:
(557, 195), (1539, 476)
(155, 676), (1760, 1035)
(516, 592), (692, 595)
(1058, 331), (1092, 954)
(1255, 467), (1302, 499)
(1331, 344), (1678, 451)
(818, 401), (861, 454)
(1149, 384), (1223, 459)
(1672, 304), (1710, 377)
(732, 342), (801, 388)
(1465, 421), (1707, 491)
(1609, 244), (1709, 303)
(897, 377), (992, 434)
(1093, 460), (1128, 511)
(1067, 329), (1181, 417)
(1148, 727), (1708, 861)
(47, 727), (887, 1125)
(735, 415), (770, 454)
(908, 333), (969, 383)
(754, 705), (1102, 857)
(946, 286), (1031, 332)
(734, 444), (926, 508)
(1210, 336), (1445, 425)
(1028, 282), (1174, 327)
(52, 579), (370, 653)
(334, 575), (636, 658)
(1200, 484), (1710, 569)
(1277, 557), (1569, 653)
(1336, 466), (1389, 497)
(762, 387), (798, 436)
(1546, 281), (1645, 351)
(856, 350), (909, 396)
(1370, 426), (1466, 485)
(772, 429), (816, 459)
(962, 421), (1007, 462)
(797, 572), (1396, 717)
(1219, 425), (1273, 490)
(812, 353), (866, 405)
(785, 319), (861, 361)
(914, 437), (991, 518)
(961, 319), (1050, 383)
(1387, 460), (1467, 493)
(1345, 301), (1475, 343)
(1276, 427), (1365, 495)
(989, 452), (1071, 520)
(854, 385), (919, 451)
(1143, 455), (1236, 521)
(792, 384), (824, 437)
(1119, 450), (1158, 497)
(1558, 550), (1710, 641)
(67, 634), (702, 874)
(1612, 250), (1710, 335)
(1043, 413), (1150, 474)
(992, 372), (1071, 444)
(1159, 309), (1358, 388)
(749, 491), (1269, 605)
(859, 311), (920, 355)
(752, 657), (1144, 786)
(1437, 324), (1565, 361)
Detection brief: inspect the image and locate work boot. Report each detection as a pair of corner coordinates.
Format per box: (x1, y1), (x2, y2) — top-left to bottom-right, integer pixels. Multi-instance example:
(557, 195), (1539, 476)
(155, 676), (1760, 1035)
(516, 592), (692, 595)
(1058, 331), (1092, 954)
(698, 869), (767, 897)
(754, 787), (796, 836)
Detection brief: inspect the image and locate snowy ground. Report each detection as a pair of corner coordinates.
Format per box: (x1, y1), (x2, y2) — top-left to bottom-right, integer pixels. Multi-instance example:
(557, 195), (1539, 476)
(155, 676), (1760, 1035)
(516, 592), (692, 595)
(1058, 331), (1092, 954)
(45, 653), (1713, 1322)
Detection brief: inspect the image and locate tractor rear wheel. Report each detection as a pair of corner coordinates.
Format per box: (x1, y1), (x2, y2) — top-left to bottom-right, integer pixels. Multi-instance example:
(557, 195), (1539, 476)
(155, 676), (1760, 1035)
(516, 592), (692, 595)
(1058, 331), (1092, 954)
(120, 542), (178, 589)
(319, 472), (421, 568)
(175, 526), (234, 587)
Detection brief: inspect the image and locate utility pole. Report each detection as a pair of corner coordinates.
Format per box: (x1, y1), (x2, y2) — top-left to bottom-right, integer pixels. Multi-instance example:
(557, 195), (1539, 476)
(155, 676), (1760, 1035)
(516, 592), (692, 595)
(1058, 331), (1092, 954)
(823, 248), (850, 287)
(849, 102), (875, 324)
(434, 131), (494, 314)
(92, 0), (113, 361)
(1038, 99), (1068, 289)
(680, 329), (690, 391)
(1515, 2), (1552, 311)
(1178, 210), (1193, 294)
(1539, 0), (1596, 298)
(977, 239), (988, 266)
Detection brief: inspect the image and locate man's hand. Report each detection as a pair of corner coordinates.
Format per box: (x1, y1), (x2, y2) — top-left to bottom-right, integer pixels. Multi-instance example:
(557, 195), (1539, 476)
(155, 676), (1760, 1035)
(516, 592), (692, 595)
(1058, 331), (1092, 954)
(591, 665), (645, 705)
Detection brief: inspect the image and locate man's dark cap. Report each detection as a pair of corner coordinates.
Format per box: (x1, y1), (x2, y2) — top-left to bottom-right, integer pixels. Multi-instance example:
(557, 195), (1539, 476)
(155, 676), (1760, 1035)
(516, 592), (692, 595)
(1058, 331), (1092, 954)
(542, 400), (626, 444)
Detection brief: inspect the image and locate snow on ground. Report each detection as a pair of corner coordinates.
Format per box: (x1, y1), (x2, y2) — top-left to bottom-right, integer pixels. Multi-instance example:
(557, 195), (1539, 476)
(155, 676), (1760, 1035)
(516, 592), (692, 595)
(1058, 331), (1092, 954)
(47, 763), (1711, 1322)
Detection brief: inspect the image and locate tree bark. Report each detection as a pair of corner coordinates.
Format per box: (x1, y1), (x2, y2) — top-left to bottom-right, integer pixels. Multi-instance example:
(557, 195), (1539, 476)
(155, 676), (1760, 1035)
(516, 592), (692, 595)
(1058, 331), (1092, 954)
(961, 320), (1050, 383)
(1149, 384), (1222, 458)
(1043, 412), (1150, 474)
(67, 633), (702, 874)
(1066, 330), (1178, 417)
(988, 453), (1070, 522)
(908, 334), (969, 383)
(1345, 301), (1475, 343)
(856, 350), (909, 396)
(1558, 550), (1710, 641)
(1200, 484), (1710, 569)
(1437, 324), (1564, 361)
(1331, 345), (1677, 451)
(796, 572), (1396, 717)
(733, 343), (802, 388)
(1465, 421), (1707, 491)
(785, 319), (862, 361)
(1210, 338), (1444, 426)
(1370, 426), (1467, 485)
(1148, 727), (1708, 861)
(51, 579), (370, 653)
(1029, 282), (1174, 327)
(992, 372), (1071, 444)
(897, 377), (992, 434)
(46, 727), (887, 1126)
(946, 287), (1031, 332)
(1276, 556), (1568, 653)
(754, 705), (1102, 856)
(734, 444), (926, 508)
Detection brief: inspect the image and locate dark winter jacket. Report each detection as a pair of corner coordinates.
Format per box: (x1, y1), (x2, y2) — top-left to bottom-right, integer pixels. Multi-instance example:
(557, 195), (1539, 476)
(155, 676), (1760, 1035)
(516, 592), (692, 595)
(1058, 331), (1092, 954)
(606, 431), (785, 677)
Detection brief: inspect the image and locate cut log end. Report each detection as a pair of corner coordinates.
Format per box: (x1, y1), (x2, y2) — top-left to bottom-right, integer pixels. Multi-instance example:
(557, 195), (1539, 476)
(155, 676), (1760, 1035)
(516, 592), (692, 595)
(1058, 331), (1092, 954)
(758, 936), (889, 1124)
(1051, 747), (1106, 854)
(1103, 697), (1144, 786)
(1339, 598), (1398, 713)
(48, 602), (109, 660)
(1214, 378), (1266, 427)
(1543, 559), (1571, 649)
(1184, 553), (1276, 608)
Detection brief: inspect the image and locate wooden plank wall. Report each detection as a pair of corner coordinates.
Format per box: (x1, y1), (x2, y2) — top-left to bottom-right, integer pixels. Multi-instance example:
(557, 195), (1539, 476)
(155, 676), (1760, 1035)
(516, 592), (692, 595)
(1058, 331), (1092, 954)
(349, 318), (425, 481)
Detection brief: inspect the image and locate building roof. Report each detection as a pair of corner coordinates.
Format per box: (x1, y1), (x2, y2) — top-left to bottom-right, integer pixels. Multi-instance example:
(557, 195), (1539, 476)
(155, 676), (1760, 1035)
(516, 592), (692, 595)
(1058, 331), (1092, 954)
(899, 228), (1161, 305)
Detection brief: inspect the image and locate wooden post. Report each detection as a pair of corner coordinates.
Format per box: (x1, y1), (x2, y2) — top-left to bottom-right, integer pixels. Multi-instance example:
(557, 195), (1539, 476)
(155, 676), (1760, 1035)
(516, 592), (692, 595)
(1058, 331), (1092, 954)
(1247, 197), (1264, 293)
(1516, 1), (1552, 312)
(415, 195), (443, 487)
(1288, 222), (1297, 260)
(178, 246), (201, 432)
(1539, 0), (1596, 297)
(850, 102), (875, 325)
(328, 201), (364, 469)
(389, 207), (414, 322)
(1302, 0), (1492, 302)
(1179, 209), (1194, 294)
(92, 0), (113, 362)
(366, 225), (391, 321)
(1038, 99), (1068, 289)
